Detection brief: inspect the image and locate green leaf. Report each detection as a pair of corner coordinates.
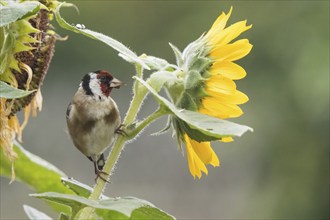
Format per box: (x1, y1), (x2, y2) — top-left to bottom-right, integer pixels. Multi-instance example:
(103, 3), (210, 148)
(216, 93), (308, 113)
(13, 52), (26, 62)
(61, 177), (109, 199)
(61, 177), (92, 198)
(31, 192), (86, 215)
(130, 206), (174, 220)
(0, 1), (41, 27)
(23, 205), (52, 220)
(96, 209), (129, 220)
(0, 27), (15, 74)
(97, 206), (175, 220)
(0, 142), (73, 213)
(54, 2), (149, 70)
(59, 213), (69, 220)
(0, 81), (36, 98)
(135, 77), (253, 141)
(31, 192), (174, 220)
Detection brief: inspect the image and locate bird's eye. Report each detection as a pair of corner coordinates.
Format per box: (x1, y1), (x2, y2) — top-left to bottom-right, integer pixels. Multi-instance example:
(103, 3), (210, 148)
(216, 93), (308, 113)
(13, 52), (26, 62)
(99, 76), (108, 83)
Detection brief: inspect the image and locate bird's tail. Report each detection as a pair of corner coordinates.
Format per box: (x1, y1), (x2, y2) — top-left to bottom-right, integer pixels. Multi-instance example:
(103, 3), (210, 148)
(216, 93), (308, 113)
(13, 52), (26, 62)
(88, 154), (105, 173)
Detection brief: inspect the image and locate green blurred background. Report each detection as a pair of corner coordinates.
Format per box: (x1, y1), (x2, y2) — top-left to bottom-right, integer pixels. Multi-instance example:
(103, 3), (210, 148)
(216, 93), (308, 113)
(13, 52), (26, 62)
(1, 1), (329, 219)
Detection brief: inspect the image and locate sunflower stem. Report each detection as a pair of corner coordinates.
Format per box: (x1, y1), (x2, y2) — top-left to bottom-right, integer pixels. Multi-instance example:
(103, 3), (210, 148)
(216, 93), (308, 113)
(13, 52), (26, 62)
(126, 106), (169, 139)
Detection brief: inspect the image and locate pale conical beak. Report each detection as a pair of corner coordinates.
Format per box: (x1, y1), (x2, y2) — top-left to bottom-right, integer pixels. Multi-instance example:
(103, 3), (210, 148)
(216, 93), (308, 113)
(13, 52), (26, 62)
(110, 78), (123, 89)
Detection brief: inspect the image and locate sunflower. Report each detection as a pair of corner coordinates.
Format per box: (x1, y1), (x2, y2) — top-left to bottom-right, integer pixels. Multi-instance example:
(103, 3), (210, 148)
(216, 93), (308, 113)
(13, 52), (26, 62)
(0, 0), (59, 181)
(168, 7), (252, 178)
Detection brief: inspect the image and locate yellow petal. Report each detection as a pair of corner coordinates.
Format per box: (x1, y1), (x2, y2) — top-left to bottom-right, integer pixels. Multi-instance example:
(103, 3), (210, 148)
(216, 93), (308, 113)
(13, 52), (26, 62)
(205, 75), (236, 95)
(184, 134), (208, 178)
(221, 137), (233, 142)
(209, 61), (247, 80)
(205, 88), (249, 104)
(210, 39), (253, 61)
(211, 20), (252, 46)
(206, 7), (232, 43)
(200, 97), (244, 119)
(189, 138), (220, 167)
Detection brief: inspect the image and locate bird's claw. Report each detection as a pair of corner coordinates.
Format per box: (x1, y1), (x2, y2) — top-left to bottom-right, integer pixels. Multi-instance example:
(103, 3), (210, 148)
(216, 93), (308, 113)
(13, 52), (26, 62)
(95, 170), (110, 183)
(115, 124), (128, 136)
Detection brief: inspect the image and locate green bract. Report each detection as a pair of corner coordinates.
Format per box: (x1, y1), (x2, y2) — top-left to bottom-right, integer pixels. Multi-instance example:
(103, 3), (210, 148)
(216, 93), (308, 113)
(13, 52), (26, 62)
(154, 38), (213, 112)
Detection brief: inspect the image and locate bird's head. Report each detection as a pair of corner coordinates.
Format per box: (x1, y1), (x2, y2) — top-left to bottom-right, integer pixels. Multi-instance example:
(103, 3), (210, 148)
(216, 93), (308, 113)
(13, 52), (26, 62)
(81, 70), (123, 98)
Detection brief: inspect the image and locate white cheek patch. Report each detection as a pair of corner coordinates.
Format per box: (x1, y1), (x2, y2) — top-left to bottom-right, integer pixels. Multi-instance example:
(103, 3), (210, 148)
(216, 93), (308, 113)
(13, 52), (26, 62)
(89, 73), (103, 97)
